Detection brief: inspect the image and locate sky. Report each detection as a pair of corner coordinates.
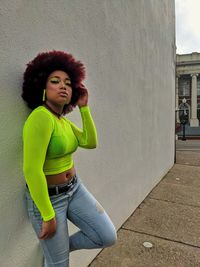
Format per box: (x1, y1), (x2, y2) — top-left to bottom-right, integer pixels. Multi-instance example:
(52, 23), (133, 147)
(175, 0), (200, 54)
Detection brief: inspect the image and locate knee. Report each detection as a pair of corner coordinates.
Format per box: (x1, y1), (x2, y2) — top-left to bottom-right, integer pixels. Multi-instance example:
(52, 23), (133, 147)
(102, 228), (117, 248)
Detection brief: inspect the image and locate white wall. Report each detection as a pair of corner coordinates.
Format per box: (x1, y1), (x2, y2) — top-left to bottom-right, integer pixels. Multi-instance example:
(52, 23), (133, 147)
(0, 1), (175, 266)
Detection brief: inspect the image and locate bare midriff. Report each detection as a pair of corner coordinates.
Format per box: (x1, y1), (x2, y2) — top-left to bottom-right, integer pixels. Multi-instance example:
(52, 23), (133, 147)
(46, 166), (76, 185)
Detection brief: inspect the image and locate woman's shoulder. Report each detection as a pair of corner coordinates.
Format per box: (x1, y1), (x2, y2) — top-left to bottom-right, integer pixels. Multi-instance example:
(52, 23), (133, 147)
(24, 106), (54, 126)
(62, 116), (75, 127)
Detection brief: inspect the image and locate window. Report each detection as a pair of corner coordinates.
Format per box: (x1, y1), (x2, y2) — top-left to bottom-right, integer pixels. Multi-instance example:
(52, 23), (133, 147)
(179, 79), (190, 96)
(197, 79), (200, 96)
(197, 103), (200, 120)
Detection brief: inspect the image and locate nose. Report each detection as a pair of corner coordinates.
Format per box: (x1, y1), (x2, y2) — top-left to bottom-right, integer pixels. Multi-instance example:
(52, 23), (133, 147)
(60, 81), (66, 89)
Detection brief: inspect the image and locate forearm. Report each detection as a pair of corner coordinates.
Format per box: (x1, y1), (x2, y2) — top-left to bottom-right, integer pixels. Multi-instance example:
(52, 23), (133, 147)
(79, 106), (98, 148)
(24, 169), (55, 221)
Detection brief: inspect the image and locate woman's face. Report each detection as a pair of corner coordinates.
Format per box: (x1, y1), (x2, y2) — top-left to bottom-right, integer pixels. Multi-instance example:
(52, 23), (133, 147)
(45, 70), (72, 106)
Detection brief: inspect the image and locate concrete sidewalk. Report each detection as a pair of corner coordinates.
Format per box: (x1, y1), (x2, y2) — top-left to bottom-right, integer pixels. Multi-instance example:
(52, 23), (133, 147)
(89, 151), (200, 267)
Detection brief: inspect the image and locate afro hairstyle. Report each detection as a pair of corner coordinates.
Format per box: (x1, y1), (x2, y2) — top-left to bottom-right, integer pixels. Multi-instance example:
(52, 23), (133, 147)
(22, 50), (86, 114)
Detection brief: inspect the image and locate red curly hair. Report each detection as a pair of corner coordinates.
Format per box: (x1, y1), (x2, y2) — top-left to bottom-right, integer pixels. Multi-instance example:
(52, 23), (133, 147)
(22, 50), (86, 114)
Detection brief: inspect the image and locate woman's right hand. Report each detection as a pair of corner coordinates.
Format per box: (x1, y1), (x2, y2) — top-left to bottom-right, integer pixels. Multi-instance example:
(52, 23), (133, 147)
(39, 217), (57, 239)
(76, 84), (88, 108)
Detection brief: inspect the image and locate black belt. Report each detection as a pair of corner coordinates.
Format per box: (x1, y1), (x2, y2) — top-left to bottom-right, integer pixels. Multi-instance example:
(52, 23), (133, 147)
(48, 175), (77, 196)
(26, 175), (77, 196)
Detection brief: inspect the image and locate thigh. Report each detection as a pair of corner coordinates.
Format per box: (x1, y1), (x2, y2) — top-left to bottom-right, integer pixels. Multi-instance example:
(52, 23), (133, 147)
(67, 182), (116, 245)
(25, 190), (70, 267)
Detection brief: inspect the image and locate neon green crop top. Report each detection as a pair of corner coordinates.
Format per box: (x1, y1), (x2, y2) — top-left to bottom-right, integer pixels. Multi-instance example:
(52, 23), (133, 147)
(23, 105), (97, 221)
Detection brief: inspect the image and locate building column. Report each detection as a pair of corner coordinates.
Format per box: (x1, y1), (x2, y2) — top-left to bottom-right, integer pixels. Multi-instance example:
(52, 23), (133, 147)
(176, 75), (180, 123)
(190, 73), (199, 127)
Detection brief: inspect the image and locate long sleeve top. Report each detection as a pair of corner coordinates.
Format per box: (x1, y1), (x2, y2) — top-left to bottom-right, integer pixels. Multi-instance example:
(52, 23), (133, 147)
(23, 105), (98, 221)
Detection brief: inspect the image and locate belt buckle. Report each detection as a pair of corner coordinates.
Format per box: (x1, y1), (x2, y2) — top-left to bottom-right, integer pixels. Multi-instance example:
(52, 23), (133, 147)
(55, 186), (59, 195)
(53, 175), (76, 195)
(67, 176), (75, 188)
(67, 181), (73, 187)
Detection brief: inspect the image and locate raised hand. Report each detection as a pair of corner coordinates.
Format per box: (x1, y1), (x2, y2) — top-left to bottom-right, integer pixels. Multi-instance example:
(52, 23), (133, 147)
(76, 84), (89, 108)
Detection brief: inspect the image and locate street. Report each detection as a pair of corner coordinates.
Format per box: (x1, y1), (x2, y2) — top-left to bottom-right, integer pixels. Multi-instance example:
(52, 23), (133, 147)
(176, 140), (200, 151)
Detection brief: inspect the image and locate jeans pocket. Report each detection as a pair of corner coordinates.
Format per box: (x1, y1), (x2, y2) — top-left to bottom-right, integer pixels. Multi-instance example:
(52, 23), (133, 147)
(25, 191), (42, 221)
(25, 191), (43, 236)
(25, 191), (34, 215)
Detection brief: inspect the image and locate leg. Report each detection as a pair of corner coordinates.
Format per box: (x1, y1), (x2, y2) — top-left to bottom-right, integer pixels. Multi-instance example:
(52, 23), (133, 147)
(67, 182), (117, 252)
(25, 190), (70, 267)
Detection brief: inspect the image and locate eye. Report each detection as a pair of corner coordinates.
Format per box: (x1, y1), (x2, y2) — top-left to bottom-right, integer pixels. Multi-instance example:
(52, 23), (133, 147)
(65, 81), (72, 87)
(50, 78), (60, 84)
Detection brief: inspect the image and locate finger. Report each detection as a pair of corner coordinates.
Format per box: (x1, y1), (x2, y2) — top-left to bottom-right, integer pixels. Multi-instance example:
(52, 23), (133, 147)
(38, 229), (47, 239)
(79, 84), (88, 92)
(81, 87), (87, 92)
(38, 233), (45, 239)
(39, 228), (55, 239)
(40, 233), (54, 240)
(39, 233), (48, 240)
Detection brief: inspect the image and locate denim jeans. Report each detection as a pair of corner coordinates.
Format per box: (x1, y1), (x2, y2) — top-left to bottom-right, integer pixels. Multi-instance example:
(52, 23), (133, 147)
(25, 175), (117, 267)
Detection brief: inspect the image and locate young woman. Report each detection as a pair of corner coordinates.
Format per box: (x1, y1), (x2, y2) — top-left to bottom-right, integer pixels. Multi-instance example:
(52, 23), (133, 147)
(22, 51), (117, 267)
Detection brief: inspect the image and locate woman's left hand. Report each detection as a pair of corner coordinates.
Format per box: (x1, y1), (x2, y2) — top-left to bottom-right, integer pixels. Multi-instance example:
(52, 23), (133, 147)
(77, 84), (88, 108)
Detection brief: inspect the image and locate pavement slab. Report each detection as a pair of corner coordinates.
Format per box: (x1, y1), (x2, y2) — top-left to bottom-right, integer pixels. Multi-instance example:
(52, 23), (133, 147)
(161, 164), (200, 187)
(149, 181), (200, 207)
(123, 198), (200, 247)
(176, 151), (200, 166)
(89, 229), (200, 267)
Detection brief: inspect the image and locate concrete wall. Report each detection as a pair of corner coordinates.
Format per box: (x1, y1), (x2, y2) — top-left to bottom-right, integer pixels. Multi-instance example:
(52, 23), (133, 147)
(0, 1), (175, 266)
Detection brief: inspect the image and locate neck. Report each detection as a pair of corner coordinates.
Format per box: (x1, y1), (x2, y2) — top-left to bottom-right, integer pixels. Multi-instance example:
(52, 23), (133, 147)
(43, 102), (63, 118)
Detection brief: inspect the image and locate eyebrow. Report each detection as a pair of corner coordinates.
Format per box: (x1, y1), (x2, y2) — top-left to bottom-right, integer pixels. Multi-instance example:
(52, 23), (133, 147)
(50, 76), (71, 81)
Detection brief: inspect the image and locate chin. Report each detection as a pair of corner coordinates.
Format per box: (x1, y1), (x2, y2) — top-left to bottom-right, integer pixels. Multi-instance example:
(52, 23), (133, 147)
(58, 99), (71, 105)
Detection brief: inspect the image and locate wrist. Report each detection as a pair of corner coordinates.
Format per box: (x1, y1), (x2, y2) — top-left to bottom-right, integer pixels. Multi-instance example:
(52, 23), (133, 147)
(79, 105), (90, 112)
(44, 216), (56, 223)
(78, 104), (88, 108)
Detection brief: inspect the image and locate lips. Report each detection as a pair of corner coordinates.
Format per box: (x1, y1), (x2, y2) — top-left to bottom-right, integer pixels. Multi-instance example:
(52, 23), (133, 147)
(59, 92), (68, 97)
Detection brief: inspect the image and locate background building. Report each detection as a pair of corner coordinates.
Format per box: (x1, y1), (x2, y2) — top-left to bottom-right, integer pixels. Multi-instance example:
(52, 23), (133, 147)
(0, 1), (175, 266)
(176, 52), (200, 127)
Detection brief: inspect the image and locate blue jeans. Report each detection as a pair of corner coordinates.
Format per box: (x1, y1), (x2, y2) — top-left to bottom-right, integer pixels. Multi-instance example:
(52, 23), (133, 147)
(25, 175), (117, 267)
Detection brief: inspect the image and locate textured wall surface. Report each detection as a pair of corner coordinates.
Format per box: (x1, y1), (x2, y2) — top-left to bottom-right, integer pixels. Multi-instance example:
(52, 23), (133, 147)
(0, 1), (175, 266)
